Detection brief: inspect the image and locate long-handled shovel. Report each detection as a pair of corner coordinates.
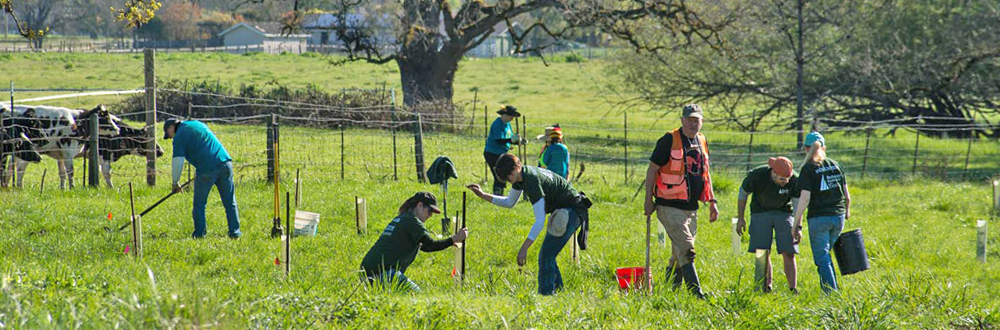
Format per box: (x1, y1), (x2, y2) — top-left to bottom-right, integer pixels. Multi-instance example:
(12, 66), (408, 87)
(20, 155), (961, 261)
(114, 179), (193, 231)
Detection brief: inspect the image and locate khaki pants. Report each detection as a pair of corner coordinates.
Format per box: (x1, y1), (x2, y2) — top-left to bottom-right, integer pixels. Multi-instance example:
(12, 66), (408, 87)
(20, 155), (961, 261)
(656, 205), (698, 267)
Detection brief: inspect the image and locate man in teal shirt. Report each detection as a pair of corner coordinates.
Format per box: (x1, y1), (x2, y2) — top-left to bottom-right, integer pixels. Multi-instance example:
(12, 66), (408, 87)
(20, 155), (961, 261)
(164, 118), (241, 239)
(483, 105), (523, 195)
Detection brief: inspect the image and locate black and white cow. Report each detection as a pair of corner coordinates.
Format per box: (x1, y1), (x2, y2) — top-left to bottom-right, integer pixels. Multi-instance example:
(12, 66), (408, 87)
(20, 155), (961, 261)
(82, 118), (164, 188)
(0, 107), (44, 187)
(5, 104), (120, 189)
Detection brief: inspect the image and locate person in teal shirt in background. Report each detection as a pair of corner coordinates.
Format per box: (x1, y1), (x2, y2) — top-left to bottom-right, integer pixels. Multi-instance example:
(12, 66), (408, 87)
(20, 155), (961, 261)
(164, 118), (241, 239)
(484, 105), (524, 195)
(537, 124), (570, 179)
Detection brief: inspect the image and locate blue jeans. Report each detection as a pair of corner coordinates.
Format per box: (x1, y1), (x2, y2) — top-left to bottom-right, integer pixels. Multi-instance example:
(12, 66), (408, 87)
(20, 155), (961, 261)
(808, 215), (844, 292)
(365, 269), (421, 293)
(538, 207), (583, 295)
(192, 161), (241, 238)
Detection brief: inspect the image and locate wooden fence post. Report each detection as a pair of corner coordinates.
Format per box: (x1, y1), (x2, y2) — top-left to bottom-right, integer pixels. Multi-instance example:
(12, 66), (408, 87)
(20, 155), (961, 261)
(963, 136), (973, 180)
(912, 129), (920, 175)
(144, 49), (156, 186)
(340, 124), (345, 180)
(414, 113), (426, 183)
(267, 114), (275, 183)
(861, 126), (872, 179)
(88, 111), (100, 187)
(624, 109), (629, 184)
(391, 88), (398, 181)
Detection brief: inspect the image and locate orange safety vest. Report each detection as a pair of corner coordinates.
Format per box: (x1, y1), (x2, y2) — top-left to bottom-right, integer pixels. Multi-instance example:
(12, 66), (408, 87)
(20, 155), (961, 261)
(655, 129), (715, 202)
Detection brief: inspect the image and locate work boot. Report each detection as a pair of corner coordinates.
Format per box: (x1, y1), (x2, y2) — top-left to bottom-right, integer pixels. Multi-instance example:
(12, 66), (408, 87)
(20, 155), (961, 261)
(667, 265), (683, 290)
(680, 263), (706, 300)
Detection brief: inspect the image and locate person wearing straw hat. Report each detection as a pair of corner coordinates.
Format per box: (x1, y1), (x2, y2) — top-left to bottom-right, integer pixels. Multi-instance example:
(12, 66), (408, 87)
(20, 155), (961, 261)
(163, 118), (241, 239)
(467, 153), (591, 295)
(360, 192), (468, 292)
(643, 104), (718, 299)
(483, 105), (524, 196)
(537, 124), (570, 179)
(793, 131), (852, 293)
(736, 156), (800, 293)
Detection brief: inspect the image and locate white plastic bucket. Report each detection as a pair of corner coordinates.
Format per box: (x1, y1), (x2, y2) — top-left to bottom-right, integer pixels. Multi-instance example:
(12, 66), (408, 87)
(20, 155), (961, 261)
(294, 210), (320, 236)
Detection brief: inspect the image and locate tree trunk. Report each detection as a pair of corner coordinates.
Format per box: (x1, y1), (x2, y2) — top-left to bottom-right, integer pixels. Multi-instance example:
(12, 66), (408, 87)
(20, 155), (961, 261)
(396, 49), (460, 107)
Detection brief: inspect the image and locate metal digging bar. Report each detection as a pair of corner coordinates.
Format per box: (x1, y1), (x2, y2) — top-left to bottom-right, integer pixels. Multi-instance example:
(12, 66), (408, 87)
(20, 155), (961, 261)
(115, 179), (193, 231)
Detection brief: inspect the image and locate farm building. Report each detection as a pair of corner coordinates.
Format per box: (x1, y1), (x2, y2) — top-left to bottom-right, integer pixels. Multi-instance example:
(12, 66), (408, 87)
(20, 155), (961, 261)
(218, 22), (309, 54)
(466, 22), (515, 58)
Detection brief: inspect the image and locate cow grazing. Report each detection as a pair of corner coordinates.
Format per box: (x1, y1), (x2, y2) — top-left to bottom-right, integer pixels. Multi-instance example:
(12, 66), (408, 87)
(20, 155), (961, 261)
(6, 104), (120, 189)
(0, 106), (44, 187)
(82, 118), (164, 188)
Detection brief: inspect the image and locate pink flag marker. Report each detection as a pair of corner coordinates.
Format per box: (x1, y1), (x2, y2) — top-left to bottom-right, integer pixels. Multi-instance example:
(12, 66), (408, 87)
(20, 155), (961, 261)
(124, 245), (130, 254)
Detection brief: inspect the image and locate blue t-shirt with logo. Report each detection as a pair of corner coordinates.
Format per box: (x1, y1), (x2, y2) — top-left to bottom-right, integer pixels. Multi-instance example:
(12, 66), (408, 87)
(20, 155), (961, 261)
(172, 121), (232, 173)
(484, 117), (513, 155)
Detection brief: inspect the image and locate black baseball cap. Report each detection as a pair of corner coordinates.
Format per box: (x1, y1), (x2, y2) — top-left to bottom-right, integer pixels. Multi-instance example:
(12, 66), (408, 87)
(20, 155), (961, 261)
(496, 105), (521, 117)
(163, 118), (180, 139)
(410, 192), (442, 214)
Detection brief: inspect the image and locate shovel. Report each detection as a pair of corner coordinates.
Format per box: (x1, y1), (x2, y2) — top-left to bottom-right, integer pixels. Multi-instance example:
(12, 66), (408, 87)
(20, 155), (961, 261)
(114, 179), (193, 231)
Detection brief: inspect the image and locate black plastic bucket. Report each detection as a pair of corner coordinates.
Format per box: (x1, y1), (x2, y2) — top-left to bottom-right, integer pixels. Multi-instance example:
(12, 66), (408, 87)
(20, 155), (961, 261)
(833, 229), (870, 276)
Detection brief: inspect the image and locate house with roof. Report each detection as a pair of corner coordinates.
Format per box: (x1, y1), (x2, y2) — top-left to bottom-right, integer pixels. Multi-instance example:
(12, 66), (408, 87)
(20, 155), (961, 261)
(466, 22), (515, 58)
(218, 22), (310, 54)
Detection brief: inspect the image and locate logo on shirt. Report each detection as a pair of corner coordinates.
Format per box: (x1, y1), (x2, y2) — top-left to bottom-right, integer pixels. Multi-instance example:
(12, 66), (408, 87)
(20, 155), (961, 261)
(381, 217), (401, 237)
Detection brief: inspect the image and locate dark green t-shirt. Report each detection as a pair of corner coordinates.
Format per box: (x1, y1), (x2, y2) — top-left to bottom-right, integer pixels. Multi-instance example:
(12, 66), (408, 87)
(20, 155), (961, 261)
(360, 212), (442, 275)
(741, 165), (799, 214)
(797, 158), (847, 218)
(512, 166), (578, 212)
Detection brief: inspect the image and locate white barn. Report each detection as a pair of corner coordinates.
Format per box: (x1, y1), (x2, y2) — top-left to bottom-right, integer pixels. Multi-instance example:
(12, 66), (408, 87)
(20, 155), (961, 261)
(218, 22), (310, 54)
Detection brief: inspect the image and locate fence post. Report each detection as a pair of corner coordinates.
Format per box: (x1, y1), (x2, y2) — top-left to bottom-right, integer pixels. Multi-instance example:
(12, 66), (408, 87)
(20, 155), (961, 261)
(624, 109), (629, 184)
(391, 89), (398, 181)
(340, 124), (345, 180)
(484, 105), (488, 182)
(267, 114), (275, 183)
(186, 102), (192, 119)
(912, 129), (920, 175)
(414, 113), (426, 183)
(1, 81), (9, 186)
(746, 111), (756, 172)
(470, 89), (478, 132)
(144, 49), (156, 186)
(963, 136), (973, 180)
(861, 126), (872, 179)
(88, 111), (100, 187)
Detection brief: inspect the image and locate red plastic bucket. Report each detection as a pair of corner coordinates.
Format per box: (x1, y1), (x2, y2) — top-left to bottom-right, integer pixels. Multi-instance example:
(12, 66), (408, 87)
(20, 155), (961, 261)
(615, 267), (649, 290)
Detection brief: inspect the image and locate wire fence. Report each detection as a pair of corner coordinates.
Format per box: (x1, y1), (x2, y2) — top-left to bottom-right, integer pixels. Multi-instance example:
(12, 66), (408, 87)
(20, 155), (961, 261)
(3, 87), (1000, 192)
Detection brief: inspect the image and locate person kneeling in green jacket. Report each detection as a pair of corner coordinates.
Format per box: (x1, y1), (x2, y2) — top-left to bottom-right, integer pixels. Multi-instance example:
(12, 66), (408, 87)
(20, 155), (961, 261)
(360, 192), (468, 292)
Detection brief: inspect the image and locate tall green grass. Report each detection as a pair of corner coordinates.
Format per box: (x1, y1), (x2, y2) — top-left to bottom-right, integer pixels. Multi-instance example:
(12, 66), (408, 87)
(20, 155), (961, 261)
(1, 53), (999, 328)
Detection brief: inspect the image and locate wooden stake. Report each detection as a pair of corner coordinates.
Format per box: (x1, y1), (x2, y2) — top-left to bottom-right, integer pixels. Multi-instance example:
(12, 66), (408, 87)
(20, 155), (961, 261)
(295, 169), (301, 208)
(461, 191), (467, 281)
(731, 218), (741, 255)
(38, 168), (46, 196)
(128, 183), (141, 258)
(645, 214), (652, 294)
(977, 220), (988, 263)
(356, 196), (367, 234)
(286, 192), (291, 277)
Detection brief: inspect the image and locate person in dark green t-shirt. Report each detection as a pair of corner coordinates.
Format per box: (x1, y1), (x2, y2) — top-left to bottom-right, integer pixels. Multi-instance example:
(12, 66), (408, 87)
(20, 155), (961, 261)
(360, 192), (468, 292)
(737, 157), (800, 294)
(793, 132), (852, 293)
(467, 154), (586, 295)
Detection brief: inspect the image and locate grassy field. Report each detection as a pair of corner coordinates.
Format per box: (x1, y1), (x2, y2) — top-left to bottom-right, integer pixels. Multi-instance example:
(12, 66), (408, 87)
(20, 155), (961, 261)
(1, 53), (1000, 328)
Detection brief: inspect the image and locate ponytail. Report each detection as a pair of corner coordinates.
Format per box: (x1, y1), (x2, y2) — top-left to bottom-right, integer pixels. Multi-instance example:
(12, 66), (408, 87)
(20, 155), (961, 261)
(804, 141), (827, 164)
(398, 197), (421, 215)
